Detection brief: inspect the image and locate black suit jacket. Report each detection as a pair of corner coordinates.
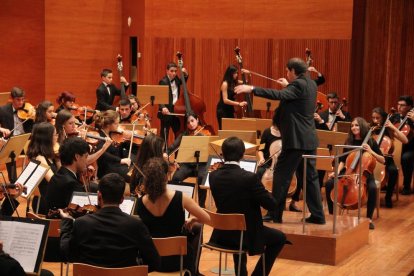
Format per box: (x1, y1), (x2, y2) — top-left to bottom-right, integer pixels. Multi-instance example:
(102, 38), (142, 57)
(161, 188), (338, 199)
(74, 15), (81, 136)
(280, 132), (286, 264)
(316, 109), (352, 130)
(60, 206), (160, 270)
(0, 103), (33, 135)
(46, 167), (85, 210)
(209, 164), (276, 255)
(253, 75), (318, 150)
(95, 83), (129, 111)
(157, 74), (188, 119)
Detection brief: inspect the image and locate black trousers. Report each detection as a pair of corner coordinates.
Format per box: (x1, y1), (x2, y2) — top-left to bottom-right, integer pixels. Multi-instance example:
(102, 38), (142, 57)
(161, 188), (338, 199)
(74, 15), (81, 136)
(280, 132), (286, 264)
(172, 163), (207, 208)
(401, 149), (414, 190)
(385, 157), (398, 200)
(271, 148), (325, 221)
(160, 116), (181, 140)
(233, 226), (286, 276)
(325, 173), (377, 219)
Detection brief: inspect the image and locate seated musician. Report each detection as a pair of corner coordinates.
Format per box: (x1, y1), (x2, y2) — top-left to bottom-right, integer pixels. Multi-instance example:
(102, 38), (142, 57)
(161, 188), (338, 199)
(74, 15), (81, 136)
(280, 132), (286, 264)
(46, 137), (90, 211)
(34, 101), (56, 125)
(136, 157), (210, 275)
(59, 173), (160, 270)
(390, 95), (414, 195)
(209, 137), (286, 276)
(0, 183), (24, 216)
(119, 98), (133, 123)
(314, 92), (351, 130)
(0, 241), (26, 276)
(324, 117), (385, 230)
(371, 107), (408, 208)
(56, 91), (76, 114)
(127, 94), (152, 129)
(168, 112), (211, 207)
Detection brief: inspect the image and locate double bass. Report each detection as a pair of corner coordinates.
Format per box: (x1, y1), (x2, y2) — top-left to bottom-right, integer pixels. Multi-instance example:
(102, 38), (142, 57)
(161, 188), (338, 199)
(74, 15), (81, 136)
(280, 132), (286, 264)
(305, 48), (328, 112)
(234, 47), (254, 118)
(330, 127), (377, 209)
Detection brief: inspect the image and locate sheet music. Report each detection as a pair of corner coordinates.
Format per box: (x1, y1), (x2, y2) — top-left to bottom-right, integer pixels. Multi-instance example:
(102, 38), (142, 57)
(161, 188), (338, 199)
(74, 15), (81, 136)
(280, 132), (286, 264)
(16, 161), (37, 185)
(71, 193), (135, 215)
(17, 161), (49, 199)
(0, 220), (45, 273)
(203, 158), (257, 187)
(119, 199), (135, 215)
(167, 184), (195, 218)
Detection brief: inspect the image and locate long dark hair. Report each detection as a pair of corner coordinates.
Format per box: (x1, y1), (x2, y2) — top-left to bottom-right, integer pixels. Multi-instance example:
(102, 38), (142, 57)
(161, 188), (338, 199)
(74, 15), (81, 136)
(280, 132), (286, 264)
(55, 109), (74, 144)
(346, 117), (371, 145)
(135, 135), (165, 168)
(222, 65), (238, 90)
(35, 101), (53, 124)
(27, 122), (55, 160)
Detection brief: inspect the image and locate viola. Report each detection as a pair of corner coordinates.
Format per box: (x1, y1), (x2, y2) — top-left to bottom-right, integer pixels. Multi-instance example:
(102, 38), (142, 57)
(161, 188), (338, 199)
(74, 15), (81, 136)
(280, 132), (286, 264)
(330, 127), (377, 209)
(0, 183), (27, 200)
(314, 100), (323, 113)
(17, 102), (36, 121)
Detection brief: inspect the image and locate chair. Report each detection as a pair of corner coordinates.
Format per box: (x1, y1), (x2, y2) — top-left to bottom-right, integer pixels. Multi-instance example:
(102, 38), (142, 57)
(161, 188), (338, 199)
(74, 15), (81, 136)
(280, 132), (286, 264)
(27, 212), (69, 276)
(196, 209), (265, 276)
(149, 236), (188, 276)
(73, 263), (148, 276)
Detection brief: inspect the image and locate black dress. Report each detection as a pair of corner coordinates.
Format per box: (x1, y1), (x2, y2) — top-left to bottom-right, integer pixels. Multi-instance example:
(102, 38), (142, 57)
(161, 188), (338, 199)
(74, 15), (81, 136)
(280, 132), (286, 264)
(216, 84), (236, 130)
(32, 157), (58, 215)
(136, 191), (197, 274)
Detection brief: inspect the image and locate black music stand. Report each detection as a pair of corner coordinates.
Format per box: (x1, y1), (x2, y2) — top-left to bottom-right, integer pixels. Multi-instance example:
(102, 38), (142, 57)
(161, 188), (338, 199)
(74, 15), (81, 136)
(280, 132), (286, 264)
(0, 133), (31, 183)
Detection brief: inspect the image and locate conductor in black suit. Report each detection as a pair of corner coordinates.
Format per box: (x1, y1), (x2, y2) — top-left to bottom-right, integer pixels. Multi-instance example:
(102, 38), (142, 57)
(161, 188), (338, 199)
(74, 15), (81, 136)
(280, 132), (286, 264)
(46, 137), (89, 210)
(314, 92), (351, 130)
(60, 173), (160, 270)
(158, 62), (188, 139)
(235, 58), (325, 224)
(95, 68), (129, 111)
(209, 137), (286, 276)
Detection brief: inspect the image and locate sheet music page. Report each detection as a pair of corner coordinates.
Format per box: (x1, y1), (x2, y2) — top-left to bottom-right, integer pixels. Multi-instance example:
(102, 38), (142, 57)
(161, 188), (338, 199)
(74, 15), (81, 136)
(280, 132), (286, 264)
(16, 162), (38, 193)
(119, 199), (135, 215)
(71, 193), (134, 214)
(240, 161), (256, 173)
(0, 221), (45, 273)
(19, 163), (49, 199)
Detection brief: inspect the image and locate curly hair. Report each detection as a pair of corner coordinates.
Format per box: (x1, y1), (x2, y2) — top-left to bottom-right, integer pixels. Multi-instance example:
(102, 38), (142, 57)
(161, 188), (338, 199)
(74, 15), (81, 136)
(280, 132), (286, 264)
(142, 157), (169, 203)
(94, 110), (119, 129)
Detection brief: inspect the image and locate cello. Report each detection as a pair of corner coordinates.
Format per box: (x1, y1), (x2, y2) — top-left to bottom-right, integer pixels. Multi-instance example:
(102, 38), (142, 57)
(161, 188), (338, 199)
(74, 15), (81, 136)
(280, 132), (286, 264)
(234, 47), (255, 117)
(330, 127), (377, 209)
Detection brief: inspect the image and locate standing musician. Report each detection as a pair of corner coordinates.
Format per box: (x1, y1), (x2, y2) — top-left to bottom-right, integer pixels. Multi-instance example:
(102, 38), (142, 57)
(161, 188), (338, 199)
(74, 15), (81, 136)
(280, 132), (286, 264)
(216, 65), (248, 130)
(314, 92), (351, 130)
(308, 66), (326, 86)
(371, 107), (408, 208)
(158, 62), (188, 140)
(94, 110), (131, 182)
(390, 95), (414, 195)
(168, 112), (211, 208)
(46, 137), (90, 211)
(95, 68), (129, 111)
(35, 101), (56, 125)
(56, 91), (76, 113)
(235, 57), (325, 224)
(324, 117), (384, 230)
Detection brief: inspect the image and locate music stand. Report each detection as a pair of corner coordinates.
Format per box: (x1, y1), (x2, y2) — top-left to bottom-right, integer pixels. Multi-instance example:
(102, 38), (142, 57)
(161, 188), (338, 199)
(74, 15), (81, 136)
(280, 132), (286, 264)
(218, 130), (257, 155)
(316, 130), (347, 150)
(0, 92), (9, 105)
(0, 133), (31, 183)
(210, 138), (258, 156)
(137, 85), (169, 106)
(119, 123), (144, 131)
(336, 121), (352, 133)
(253, 95), (280, 118)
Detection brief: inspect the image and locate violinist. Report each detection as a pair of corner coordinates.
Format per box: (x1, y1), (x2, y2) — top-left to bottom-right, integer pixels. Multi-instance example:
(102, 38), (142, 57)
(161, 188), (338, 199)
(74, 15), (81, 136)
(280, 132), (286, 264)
(216, 65), (247, 130)
(0, 183), (24, 216)
(119, 98), (133, 123)
(324, 117), (385, 230)
(94, 110), (131, 182)
(46, 137), (90, 211)
(95, 68), (129, 111)
(158, 62), (188, 140)
(128, 94), (139, 113)
(371, 107), (408, 207)
(27, 122), (60, 214)
(59, 173), (161, 270)
(56, 91), (76, 113)
(55, 110), (78, 144)
(314, 92), (351, 130)
(168, 112), (210, 207)
(35, 101), (56, 125)
(390, 95), (414, 195)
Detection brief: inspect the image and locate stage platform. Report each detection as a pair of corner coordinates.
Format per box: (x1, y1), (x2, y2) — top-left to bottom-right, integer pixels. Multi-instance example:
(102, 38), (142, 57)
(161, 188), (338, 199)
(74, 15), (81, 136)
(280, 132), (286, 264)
(265, 211), (370, 265)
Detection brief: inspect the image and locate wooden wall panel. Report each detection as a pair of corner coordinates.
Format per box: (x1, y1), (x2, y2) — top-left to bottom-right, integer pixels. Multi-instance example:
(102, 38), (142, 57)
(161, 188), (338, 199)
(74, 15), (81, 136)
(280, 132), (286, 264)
(0, 0), (45, 104)
(44, 0), (123, 107)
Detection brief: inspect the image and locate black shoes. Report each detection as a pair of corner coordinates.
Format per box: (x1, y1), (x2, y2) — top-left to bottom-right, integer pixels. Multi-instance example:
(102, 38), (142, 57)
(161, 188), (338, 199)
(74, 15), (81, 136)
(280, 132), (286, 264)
(369, 222), (375, 230)
(400, 188), (411, 195)
(304, 216), (326, 225)
(289, 203), (302, 212)
(262, 214), (283, 223)
(385, 197), (393, 208)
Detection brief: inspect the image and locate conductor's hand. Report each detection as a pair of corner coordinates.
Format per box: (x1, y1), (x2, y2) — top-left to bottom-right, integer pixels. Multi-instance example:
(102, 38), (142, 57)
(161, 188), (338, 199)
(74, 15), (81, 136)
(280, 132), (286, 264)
(234, 85), (253, 94)
(161, 107), (170, 115)
(276, 78), (289, 87)
(121, 158), (131, 167)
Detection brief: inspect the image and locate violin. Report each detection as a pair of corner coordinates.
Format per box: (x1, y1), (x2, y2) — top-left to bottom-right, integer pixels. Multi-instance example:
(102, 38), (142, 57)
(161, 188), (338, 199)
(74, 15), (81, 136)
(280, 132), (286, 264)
(47, 203), (99, 219)
(17, 102), (36, 121)
(0, 183), (27, 200)
(208, 162), (224, 172)
(330, 127), (377, 209)
(189, 125), (212, 136)
(69, 104), (97, 121)
(110, 128), (145, 146)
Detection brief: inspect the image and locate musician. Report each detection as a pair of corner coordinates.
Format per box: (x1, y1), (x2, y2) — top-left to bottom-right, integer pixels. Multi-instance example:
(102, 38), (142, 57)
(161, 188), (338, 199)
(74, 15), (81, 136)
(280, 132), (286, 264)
(27, 122), (60, 214)
(235, 58), (326, 224)
(94, 110), (131, 182)
(158, 62), (188, 139)
(46, 137), (89, 211)
(308, 66), (326, 86)
(314, 92), (351, 130)
(35, 101), (56, 125)
(216, 65), (247, 130)
(95, 68), (129, 111)
(56, 91), (76, 113)
(0, 241), (26, 276)
(59, 173), (160, 270)
(0, 183), (23, 216)
(136, 157), (209, 275)
(168, 112), (210, 207)
(55, 110), (78, 144)
(209, 137), (286, 276)
(128, 94), (139, 112)
(324, 117), (384, 230)
(391, 95), (414, 195)
(372, 107), (408, 207)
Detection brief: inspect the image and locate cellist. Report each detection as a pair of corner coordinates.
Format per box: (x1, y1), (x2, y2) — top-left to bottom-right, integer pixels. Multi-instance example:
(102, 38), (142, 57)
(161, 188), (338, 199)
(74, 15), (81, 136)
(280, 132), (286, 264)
(324, 117), (385, 230)
(371, 107), (408, 208)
